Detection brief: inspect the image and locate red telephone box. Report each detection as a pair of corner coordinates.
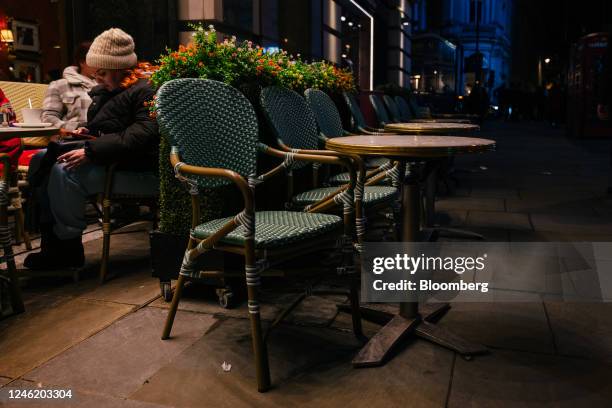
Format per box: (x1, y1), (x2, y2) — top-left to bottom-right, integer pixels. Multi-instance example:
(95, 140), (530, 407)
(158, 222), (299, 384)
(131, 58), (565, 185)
(567, 33), (611, 138)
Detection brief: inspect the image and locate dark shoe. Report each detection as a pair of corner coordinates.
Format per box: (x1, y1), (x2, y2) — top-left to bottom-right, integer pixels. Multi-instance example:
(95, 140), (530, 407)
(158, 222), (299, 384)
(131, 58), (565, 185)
(24, 236), (84, 270)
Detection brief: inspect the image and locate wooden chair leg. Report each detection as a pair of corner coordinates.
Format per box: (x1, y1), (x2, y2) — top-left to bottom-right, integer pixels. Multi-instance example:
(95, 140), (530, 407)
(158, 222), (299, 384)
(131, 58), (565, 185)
(244, 237), (271, 392)
(99, 199), (112, 284)
(16, 208), (31, 250)
(161, 274), (186, 340)
(247, 284), (271, 392)
(13, 211), (23, 245)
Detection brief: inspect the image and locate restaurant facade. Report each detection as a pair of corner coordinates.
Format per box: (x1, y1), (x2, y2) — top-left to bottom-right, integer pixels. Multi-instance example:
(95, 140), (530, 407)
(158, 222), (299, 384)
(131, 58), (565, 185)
(0, 0), (415, 91)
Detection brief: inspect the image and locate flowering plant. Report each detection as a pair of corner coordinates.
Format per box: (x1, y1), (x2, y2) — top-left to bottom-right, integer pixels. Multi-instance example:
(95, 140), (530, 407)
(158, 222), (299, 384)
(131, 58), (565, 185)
(150, 24), (355, 97)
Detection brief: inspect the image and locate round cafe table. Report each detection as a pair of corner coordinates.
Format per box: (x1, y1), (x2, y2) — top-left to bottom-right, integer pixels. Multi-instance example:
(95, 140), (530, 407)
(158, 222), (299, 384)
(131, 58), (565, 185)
(326, 135), (495, 367)
(0, 126), (59, 141)
(0, 126), (57, 316)
(384, 122), (480, 135)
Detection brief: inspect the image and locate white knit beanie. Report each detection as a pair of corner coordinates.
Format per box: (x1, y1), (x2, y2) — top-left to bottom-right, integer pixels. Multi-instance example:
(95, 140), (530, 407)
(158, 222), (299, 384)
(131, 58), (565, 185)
(86, 28), (137, 70)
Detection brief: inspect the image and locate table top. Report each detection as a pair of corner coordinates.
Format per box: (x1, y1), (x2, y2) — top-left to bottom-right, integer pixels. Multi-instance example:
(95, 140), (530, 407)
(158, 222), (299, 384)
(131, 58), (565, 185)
(0, 126), (59, 140)
(326, 135), (496, 158)
(432, 113), (479, 119)
(409, 118), (473, 124)
(384, 122), (480, 135)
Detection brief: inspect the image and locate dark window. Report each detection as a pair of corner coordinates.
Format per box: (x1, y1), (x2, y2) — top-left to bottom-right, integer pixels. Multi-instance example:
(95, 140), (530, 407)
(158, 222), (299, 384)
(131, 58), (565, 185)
(223, 0), (253, 31)
(469, 0), (482, 23)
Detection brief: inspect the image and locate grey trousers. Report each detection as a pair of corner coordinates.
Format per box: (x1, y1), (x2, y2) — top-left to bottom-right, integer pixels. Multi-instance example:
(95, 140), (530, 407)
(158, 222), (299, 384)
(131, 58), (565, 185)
(29, 150), (159, 240)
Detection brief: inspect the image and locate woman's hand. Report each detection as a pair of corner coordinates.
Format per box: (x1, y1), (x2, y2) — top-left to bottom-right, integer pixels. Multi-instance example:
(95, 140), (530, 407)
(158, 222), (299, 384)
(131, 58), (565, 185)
(57, 149), (90, 170)
(73, 127), (89, 135)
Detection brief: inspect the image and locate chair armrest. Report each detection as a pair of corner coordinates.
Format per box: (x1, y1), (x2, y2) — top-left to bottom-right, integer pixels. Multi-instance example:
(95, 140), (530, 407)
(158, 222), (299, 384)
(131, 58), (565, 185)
(261, 144), (354, 173)
(170, 148), (252, 207)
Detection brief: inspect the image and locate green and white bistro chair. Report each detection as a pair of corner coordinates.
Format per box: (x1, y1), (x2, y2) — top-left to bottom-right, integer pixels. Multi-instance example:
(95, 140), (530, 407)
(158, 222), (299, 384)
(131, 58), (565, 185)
(369, 93), (394, 128)
(382, 94), (404, 123)
(343, 92), (385, 134)
(304, 88), (398, 187)
(260, 86), (399, 244)
(156, 78), (363, 392)
(394, 95), (472, 124)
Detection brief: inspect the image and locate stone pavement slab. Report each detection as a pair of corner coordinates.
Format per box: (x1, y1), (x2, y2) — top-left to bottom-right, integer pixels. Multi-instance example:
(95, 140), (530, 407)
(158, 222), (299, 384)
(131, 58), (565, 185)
(436, 197), (505, 212)
(469, 187), (520, 199)
(24, 307), (216, 399)
(148, 284), (283, 321)
(0, 379), (168, 408)
(448, 350), (612, 408)
(18, 230), (153, 303)
(437, 301), (555, 354)
(0, 298), (133, 379)
(544, 302), (612, 362)
(434, 210), (468, 227)
(530, 214), (612, 235)
(77, 268), (161, 306)
(465, 210), (532, 231)
(0, 377), (10, 387)
(129, 318), (454, 408)
(506, 196), (600, 216)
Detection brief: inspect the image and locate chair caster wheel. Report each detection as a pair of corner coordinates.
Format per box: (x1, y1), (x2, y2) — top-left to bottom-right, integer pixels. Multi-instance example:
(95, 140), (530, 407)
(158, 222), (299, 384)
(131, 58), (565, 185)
(217, 288), (234, 309)
(160, 281), (173, 302)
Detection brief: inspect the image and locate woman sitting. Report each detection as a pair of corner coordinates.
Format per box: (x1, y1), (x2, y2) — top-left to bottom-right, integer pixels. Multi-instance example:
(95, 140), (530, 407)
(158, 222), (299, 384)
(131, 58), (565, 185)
(24, 28), (159, 270)
(42, 42), (97, 132)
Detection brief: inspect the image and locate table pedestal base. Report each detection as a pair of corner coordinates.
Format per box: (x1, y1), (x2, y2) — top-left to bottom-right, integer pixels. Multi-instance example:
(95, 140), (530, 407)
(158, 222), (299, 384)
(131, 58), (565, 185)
(338, 303), (488, 367)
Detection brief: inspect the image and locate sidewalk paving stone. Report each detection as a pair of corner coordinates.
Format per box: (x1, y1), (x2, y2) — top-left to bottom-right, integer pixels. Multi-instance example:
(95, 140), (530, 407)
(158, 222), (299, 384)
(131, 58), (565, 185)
(129, 318), (454, 408)
(544, 302), (612, 362)
(448, 350), (612, 408)
(24, 307), (216, 399)
(465, 210), (532, 231)
(0, 379), (169, 408)
(0, 299), (133, 379)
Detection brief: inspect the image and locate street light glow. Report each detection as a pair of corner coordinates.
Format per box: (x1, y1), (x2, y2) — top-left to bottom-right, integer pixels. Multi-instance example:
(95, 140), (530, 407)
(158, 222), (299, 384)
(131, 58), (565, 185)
(544, 58), (551, 64)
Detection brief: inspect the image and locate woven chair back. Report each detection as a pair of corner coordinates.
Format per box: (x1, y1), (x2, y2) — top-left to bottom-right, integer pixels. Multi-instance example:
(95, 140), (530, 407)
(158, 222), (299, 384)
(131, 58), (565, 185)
(395, 95), (414, 121)
(260, 86), (319, 151)
(383, 94), (402, 122)
(304, 88), (345, 138)
(156, 78), (259, 188)
(342, 92), (368, 131)
(369, 94), (391, 126)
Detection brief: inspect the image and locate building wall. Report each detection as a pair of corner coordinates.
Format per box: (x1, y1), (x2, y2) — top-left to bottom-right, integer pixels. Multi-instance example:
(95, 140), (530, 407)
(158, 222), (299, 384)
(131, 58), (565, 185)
(0, 0), (66, 82)
(413, 0), (512, 93)
(176, 0), (412, 91)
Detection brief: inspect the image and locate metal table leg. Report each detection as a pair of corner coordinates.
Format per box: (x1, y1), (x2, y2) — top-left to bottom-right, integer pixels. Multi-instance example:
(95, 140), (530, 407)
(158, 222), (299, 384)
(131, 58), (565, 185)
(351, 160), (487, 367)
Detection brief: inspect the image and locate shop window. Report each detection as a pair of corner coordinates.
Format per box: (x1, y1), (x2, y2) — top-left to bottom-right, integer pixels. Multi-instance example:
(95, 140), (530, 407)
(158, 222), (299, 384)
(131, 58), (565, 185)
(469, 0), (482, 24)
(223, 0), (253, 31)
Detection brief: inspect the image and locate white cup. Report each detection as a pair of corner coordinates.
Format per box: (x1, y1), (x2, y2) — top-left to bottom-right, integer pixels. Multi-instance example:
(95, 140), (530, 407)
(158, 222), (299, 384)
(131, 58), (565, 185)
(21, 108), (43, 124)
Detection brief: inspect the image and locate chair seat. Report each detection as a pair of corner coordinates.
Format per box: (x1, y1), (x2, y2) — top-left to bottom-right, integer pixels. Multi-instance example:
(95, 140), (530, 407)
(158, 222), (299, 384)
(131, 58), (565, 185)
(329, 166), (412, 186)
(293, 186), (397, 208)
(191, 210), (342, 248)
(328, 157), (391, 186)
(328, 171), (392, 186)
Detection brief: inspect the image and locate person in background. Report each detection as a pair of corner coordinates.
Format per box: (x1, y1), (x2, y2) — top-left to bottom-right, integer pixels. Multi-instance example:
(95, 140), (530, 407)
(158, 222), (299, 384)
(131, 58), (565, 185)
(0, 88), (22, 171)
(23, 28), (159, 270)
(42, 42), (97, 133)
